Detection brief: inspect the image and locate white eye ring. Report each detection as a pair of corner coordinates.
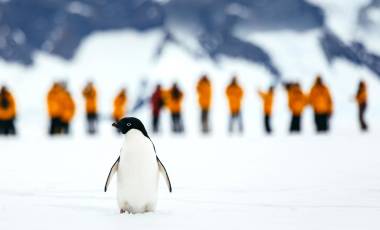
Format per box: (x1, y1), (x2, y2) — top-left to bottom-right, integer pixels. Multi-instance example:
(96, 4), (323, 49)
(126, 123), (132, 126)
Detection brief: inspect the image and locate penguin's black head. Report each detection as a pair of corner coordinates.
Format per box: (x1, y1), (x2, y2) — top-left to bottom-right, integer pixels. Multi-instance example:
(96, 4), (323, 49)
(112, 117), (149, 137)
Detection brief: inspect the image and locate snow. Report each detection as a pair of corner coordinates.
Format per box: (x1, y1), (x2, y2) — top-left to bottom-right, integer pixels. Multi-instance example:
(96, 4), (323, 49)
(0, 1), (380, 227)
(66, 1), (94, 17)
(1, 131), (380, 229)
(307, 0), (370, 42)
(368, 7), (380, 23)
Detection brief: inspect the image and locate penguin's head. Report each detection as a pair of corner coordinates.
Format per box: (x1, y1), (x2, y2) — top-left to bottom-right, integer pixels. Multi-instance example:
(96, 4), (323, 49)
(112, 117), (149, 137)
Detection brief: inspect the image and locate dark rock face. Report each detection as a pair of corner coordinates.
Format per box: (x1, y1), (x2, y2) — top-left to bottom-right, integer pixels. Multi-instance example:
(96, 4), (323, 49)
(0, 0), (324, 77)
(164, 0), (324, 78)
(0, 0), (165, 64)
(0, 0), (379, 79)
(320, 29), (380, 77)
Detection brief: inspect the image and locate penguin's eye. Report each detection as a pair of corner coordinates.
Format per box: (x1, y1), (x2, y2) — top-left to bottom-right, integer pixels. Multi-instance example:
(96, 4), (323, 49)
(126, 123), (132, 126)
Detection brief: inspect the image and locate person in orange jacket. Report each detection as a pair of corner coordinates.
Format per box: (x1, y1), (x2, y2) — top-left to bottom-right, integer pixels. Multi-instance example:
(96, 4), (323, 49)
(47, 82), (63, 135)
(113, 88), (127, 123)
(60, 84), (76, 134)
(258, 86), (274, 134)
(309, 76), (333, 132)
(165, 83), (184, 133)
(355, 80), (368, 131)
(226, 76), (244, 133)
(285, 82), (308, 132)
(0, 86), (17, 135)
(196, 75), (212, 133)
(82, 81), (98, 134)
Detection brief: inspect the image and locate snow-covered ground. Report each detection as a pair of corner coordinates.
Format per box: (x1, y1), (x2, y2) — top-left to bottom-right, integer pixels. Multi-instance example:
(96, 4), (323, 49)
(1, 130), (380, 230)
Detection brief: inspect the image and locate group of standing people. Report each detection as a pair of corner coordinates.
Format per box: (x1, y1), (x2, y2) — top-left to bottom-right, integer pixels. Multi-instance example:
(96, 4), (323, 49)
(150, 82), (185, 133)
(223, 75), (335, 134)
(55, 75), (371, 136)
(281, 76), (333, 133)
(258, 75), (368, 134)
(0, 75), (371, 136)
(148, 74), (342, 135)
(149, 75), (211, 134)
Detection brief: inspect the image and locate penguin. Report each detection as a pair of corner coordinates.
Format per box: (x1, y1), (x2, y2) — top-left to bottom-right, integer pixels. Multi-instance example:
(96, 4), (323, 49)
(104, 117), (172, 214)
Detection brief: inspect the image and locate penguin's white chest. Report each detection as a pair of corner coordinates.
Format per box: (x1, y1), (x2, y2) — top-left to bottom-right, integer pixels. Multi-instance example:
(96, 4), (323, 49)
(116, 130), (159, 213)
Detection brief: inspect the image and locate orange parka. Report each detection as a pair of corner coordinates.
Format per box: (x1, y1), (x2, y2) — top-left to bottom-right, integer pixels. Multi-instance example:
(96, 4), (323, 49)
(287, 85), (308, 116)
(0, 90), (16, 120)
(226, 83), (243, 114)
(355, 84), (367, 105)
(309, 83), (333, 114)
(47, 84), (63, 118)
(258, 90), (274, 115)
(82, 84), (97, 114)
(113, 90), (127, 121)
(165, 88), (184, 114)
(196, 78), (212, 110)
(60, 90), (76, 123)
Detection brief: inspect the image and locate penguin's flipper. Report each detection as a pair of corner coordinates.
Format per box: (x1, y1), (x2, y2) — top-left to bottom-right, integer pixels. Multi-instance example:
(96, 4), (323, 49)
(104, 157), (120, 192)
(156, 157), (172, 192)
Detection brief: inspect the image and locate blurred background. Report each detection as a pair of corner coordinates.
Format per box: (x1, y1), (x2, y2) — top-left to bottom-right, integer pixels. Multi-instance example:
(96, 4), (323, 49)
(0, 0), (379, 136)
(0, 1), (380, 229)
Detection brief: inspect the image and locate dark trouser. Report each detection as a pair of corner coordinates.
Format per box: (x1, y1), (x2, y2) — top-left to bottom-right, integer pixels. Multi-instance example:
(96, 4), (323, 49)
(152, 113), (160, 133)
(49, 117), (62, 135)
(229, 111), (243, 133)
(201, 109), (210, 133)
(359, 103), (368, 131)
(171, 112), (184, 133)
(290, 114), (301, 133)
(264, 114), (272, 134)
(61, 121), (70, 135)
(0, 119), (16, 135)
(314, 113), (330, 132)
(86, 112), (98, 135)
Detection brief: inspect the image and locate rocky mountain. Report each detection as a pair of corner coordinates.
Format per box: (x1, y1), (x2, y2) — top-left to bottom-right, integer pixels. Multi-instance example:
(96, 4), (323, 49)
(0, 0), (379, 78)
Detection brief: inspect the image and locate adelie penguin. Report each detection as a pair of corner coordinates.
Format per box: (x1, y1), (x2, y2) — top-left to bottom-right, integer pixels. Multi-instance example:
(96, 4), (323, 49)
(104, 117), (172, 214)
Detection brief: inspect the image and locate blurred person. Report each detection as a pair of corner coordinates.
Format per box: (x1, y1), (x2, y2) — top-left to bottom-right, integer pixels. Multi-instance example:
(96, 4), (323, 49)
(165, 83), (184, 133)
(60, 85), (76, 134)
(226, 76), (244, 134)
(82, 82), (98, 134)
(113, 88), (127, 123)
(0, 86), (17, 135)
(196, 75), (212, 133)
(355, 80), (368, 131)
(47, 82), (63, 135)
(258, 86), (274, 134)
(285, 83), (308, 133)
(309, 76), (333, 133)
(150, 84), (164, 133)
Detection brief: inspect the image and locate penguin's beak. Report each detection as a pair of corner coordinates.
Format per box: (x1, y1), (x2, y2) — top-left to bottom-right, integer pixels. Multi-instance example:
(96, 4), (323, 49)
(112, 122), (120, 129)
